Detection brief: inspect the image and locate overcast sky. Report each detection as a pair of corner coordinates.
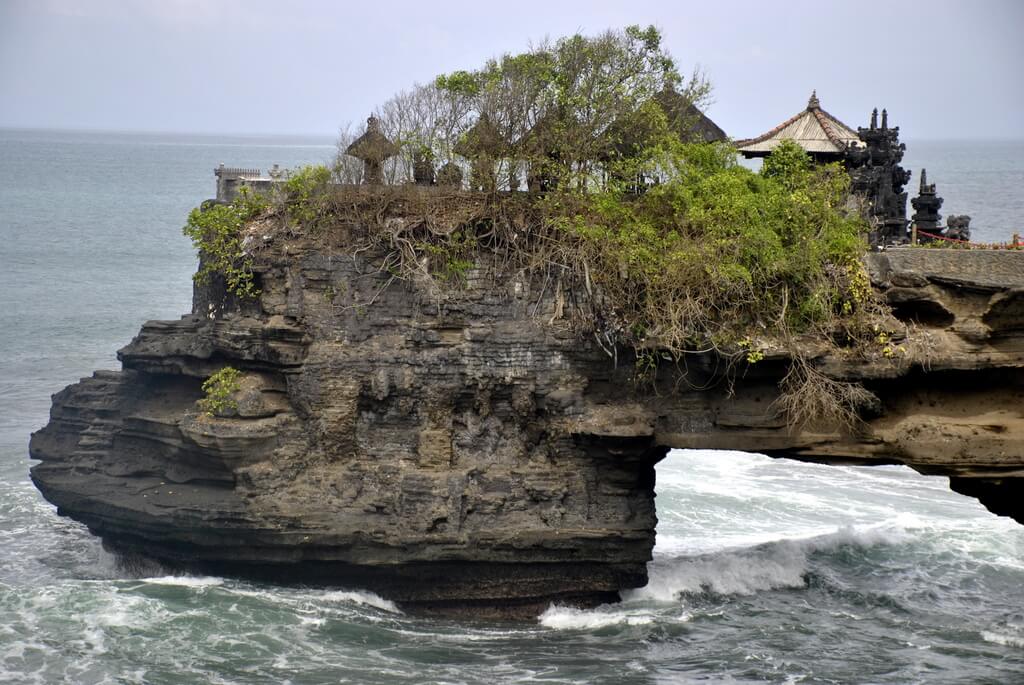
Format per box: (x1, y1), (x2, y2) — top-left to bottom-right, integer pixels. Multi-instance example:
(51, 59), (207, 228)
(1, 0), (1021, 140)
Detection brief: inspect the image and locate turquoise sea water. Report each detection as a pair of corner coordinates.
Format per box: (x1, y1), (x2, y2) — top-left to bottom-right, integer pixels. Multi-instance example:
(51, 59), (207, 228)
(2, 129), (1024, 684)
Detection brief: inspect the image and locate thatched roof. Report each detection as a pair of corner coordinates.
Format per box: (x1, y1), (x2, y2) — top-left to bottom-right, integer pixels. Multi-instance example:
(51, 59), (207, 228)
(652, 89), (727, 143)
(599, 91), (726, 162)
(736, 91), (862, 158)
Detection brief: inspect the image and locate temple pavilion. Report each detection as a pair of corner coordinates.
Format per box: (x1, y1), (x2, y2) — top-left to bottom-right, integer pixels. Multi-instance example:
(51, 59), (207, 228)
(736, 91), (863, 163)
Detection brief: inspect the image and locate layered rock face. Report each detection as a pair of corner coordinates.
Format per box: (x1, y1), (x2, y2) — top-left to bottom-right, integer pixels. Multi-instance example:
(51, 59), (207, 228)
(30, 230), (1024, 615)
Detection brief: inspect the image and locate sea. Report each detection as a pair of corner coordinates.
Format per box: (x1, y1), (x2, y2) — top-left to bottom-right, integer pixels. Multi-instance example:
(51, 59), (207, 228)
(1, 129), (1023, 684)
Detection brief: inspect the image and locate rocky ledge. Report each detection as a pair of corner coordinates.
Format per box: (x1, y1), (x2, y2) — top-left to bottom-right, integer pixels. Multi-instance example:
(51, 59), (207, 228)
(30, 232), (1024, 616)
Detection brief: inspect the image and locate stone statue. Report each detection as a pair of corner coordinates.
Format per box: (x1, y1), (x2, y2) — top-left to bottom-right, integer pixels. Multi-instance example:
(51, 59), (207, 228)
(454, 113), (503, 193)
(946, 215), (972, 242)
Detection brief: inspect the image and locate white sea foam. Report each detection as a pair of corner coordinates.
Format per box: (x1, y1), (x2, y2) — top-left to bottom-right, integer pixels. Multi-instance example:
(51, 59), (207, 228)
(220, 584), (401, 614)
(538, 604), (666, 630)
(138, 575), (224, 588)
(297, 614), (327, 627)
(981, 631), (1024, 648)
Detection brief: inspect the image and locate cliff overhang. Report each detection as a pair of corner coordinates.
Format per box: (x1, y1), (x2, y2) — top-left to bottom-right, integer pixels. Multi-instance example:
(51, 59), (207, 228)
(29, 217), (1024, 616)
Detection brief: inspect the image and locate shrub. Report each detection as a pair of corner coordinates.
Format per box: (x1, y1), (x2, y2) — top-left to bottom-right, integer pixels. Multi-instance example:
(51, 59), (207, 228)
(183, 190), (268, 299)
(197, 366), (242, 416)
(282, 165), (332, 231)
(550, 139), (869, 356)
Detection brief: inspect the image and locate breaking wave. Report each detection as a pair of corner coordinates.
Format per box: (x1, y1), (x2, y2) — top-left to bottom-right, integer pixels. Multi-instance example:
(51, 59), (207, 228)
(138, 575), (224, 588)
(538, 605), (667, 630)
(627, 524), (909, 602)
(318, 589), (402, 614)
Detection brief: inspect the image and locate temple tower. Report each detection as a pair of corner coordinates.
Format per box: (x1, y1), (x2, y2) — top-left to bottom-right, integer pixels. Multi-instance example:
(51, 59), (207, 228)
(911, 169), (944, 241)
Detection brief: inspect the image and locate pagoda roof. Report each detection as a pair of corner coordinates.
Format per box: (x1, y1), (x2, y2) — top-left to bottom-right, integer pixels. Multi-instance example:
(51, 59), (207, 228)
(346, 115), (399, 162)
(736, 91), (862, 157)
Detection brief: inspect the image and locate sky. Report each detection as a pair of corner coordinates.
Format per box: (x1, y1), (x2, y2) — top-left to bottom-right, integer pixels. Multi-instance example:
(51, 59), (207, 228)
(1, 0), (1021, 140)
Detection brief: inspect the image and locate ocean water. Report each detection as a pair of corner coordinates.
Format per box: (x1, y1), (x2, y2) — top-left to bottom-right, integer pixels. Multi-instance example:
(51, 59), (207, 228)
(901, 140), (1024, 244)
(2, 129), (1024, 684)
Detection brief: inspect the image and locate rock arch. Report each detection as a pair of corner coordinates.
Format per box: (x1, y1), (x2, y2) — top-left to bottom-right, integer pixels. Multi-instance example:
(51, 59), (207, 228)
(30, 245), (1024, 617)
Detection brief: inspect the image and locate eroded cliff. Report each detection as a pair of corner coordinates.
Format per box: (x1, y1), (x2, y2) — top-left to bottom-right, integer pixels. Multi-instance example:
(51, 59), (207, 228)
(30, 221), (1024, 616)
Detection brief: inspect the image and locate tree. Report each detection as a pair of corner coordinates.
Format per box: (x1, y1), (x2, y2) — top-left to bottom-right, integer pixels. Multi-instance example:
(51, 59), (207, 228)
(334, 26), (711, 191)
(433, 25), (710, 191)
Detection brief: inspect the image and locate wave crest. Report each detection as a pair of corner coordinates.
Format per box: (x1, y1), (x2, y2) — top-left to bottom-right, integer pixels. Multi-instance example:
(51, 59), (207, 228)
(319, 590), (402, 613)
(628, 525), (907, 602)
(539, 605), (664, 630)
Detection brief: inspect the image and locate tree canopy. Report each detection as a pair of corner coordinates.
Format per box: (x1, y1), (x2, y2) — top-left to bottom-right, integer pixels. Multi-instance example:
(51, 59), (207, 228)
(335, 25), (710, 189)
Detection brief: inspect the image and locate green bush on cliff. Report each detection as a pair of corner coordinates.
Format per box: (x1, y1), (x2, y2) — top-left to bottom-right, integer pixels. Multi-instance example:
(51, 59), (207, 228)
(197, 366), (242, 416)
(183, 190), (268, 299)
(550, 139), (868, 354)
(353, 26), (871, 357)
(282, 165), (332, 231)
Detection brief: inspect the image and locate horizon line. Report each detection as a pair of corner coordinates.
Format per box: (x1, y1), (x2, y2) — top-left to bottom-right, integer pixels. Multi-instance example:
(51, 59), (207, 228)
(2, 125), (1023, 144)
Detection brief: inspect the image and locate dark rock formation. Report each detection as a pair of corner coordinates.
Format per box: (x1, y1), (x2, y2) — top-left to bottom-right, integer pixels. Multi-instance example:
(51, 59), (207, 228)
(30, 225), (1024, 616)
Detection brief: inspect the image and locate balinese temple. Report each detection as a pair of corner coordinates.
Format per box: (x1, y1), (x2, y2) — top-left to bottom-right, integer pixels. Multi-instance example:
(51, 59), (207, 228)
(736, 91), (863, 163)
(910, 169), (944, 240)
(738, 92), (926, 246)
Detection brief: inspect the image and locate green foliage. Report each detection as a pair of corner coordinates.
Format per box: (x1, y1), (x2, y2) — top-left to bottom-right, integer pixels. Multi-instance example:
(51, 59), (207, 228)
(761, 139), (812, 189)
(429, 25), (702, 190)
(182, 189), (268, 299)
(549, 140), (869, 354)
(633, 349), (659, 382)
(182, 165), (334, 300)
(282, 165), (332, 230)
(434, 70), (481, 97)
(197, 366), (242, 416)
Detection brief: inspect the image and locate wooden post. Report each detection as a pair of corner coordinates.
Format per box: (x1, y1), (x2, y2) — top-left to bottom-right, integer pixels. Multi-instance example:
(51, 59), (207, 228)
(911, 224), (918, 246)
(1013, 232), (1021, 248)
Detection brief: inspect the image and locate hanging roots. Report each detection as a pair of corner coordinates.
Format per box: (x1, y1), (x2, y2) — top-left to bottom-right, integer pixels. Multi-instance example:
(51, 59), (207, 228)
(773, 357), (878, 432)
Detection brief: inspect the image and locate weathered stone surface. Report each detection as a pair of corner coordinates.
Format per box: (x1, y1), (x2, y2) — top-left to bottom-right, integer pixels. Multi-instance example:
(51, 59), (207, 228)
(29, 236), (1024, 617)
